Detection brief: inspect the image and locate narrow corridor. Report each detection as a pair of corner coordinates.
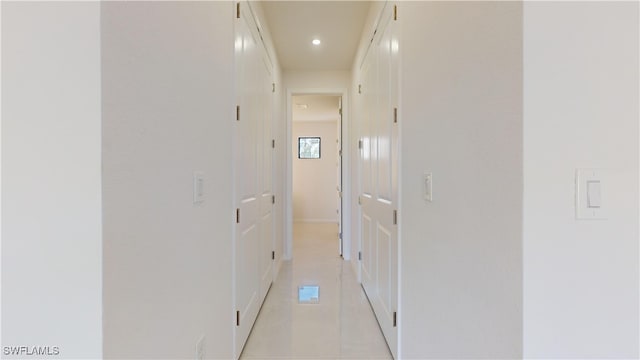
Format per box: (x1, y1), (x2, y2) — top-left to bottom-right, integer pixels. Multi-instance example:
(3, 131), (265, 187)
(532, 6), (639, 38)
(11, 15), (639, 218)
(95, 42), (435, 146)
(240, 223), (392, 359)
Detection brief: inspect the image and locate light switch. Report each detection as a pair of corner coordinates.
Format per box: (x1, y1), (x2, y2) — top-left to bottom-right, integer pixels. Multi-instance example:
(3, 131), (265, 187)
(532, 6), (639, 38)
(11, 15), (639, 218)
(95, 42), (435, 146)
(576, 169), (605, 219)
(423, 172), (432, 202)
(586, 180), (601, 208)
(193, 172), (204, 204)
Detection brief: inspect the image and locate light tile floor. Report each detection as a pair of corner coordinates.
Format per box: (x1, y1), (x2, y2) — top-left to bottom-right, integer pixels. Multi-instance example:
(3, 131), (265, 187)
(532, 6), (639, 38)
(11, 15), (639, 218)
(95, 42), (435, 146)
(240, 222), (392, 359)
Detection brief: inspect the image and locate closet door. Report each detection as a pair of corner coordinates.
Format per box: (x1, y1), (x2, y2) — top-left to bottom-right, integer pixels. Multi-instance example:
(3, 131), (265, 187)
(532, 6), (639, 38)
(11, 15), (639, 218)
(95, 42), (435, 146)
(234, 8), (259, 355)
(359, 3), (399, 358)
(233, 3), (274, 356)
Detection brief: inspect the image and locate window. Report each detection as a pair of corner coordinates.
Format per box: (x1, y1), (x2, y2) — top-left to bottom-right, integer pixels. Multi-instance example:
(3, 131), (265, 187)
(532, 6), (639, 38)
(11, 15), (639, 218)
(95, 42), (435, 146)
(298, 137), (321, 159)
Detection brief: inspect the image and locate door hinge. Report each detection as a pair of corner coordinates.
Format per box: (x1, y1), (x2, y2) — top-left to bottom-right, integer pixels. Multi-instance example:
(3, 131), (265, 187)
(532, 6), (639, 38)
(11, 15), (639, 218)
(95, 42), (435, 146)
(339, 108), (342, 116)
(339, 232), (342, 240)
(272, 195), (275, 204)
(272, 139), (275, 148)
(236, 208), (240, 224)
(393, 210), (398, 225)
(358, 139), (363, 149)
(393, 5), (397, 21)
(272, 83), (275, 93)
(236, 105), (240, 121)
(393, 107), (398, 124)
(236, 310), (240, 326)
(358, 84), (362, 94)
(358, 251), (362, 261)
(358, 196), (362, 205)
(236, 2), (240, 18)
(272, 251), (275, 260)
(393, 311), (397, 327)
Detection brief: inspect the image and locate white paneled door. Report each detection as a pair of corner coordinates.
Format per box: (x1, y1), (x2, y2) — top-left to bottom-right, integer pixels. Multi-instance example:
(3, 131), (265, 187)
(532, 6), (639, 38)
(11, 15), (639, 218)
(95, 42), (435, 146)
(234, 2), (275, 357)
(359, 3), (399, 358)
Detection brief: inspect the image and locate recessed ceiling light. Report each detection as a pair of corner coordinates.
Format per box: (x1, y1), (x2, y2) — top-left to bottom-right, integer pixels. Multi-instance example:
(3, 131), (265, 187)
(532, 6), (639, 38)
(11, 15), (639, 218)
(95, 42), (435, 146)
(312, 39), (321, 46)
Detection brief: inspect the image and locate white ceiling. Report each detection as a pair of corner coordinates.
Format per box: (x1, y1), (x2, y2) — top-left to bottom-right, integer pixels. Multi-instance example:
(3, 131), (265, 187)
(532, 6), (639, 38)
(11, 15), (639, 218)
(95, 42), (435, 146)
(293, 95), (341, 122)
(261, 1), (371, 71)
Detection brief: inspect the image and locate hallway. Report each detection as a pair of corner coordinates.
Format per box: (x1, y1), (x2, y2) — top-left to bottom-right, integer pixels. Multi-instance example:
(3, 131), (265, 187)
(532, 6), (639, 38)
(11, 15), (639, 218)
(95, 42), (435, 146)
(3, 2), (639, 359)
(240, 223), (391, 359)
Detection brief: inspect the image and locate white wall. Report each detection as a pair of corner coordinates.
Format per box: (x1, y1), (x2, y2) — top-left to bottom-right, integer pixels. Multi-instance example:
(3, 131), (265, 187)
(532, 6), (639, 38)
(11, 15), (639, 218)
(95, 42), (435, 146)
(293, 121), (339, 223)
(523, 2), (639, 358)
(398, 2), (523, 358)
(284, 70), (350, 90)
(1, 2), (103, 358)
(101, 2), (235, 358)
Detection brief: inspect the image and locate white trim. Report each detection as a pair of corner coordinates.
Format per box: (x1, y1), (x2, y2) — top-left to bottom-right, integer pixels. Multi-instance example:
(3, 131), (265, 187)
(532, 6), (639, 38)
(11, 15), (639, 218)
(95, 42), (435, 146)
(293, 119), (340, 123)
(286, 87), (351, 261)
(293, 219), (339, 224)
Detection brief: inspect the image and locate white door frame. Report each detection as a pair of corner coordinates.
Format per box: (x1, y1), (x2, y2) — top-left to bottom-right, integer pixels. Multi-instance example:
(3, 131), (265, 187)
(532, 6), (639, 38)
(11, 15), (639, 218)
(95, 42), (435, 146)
(285, 88), (351, 261)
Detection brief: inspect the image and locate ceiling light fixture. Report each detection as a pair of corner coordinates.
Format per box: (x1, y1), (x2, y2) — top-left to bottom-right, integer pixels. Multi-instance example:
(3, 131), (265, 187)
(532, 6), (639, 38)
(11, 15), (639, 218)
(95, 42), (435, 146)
(312, 39), (321, 46)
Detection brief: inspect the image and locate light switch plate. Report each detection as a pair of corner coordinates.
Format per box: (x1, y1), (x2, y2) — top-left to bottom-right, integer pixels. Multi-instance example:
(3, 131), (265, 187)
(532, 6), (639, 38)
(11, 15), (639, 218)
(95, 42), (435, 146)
(193, 172), (205, 204)
(576, 169), (606, 220)
(423, 172), (433, 202)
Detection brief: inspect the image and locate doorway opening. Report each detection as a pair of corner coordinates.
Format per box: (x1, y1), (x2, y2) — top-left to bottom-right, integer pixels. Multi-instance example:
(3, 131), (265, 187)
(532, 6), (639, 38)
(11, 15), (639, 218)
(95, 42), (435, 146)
(286, 90), (350, 261)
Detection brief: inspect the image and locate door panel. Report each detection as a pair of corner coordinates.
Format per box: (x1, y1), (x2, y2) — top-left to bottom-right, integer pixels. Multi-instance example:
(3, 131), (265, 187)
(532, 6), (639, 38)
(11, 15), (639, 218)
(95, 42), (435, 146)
(377, 223), (394, 326)
(361, 212), (374, 289)
(234, 9), (259, 355)
(376, 20), (392, 202)
(359, 3), (399, 359)
(259, 209), (273, 300)
(234, 3), (274, 357)
(361, 58), (373, 197)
